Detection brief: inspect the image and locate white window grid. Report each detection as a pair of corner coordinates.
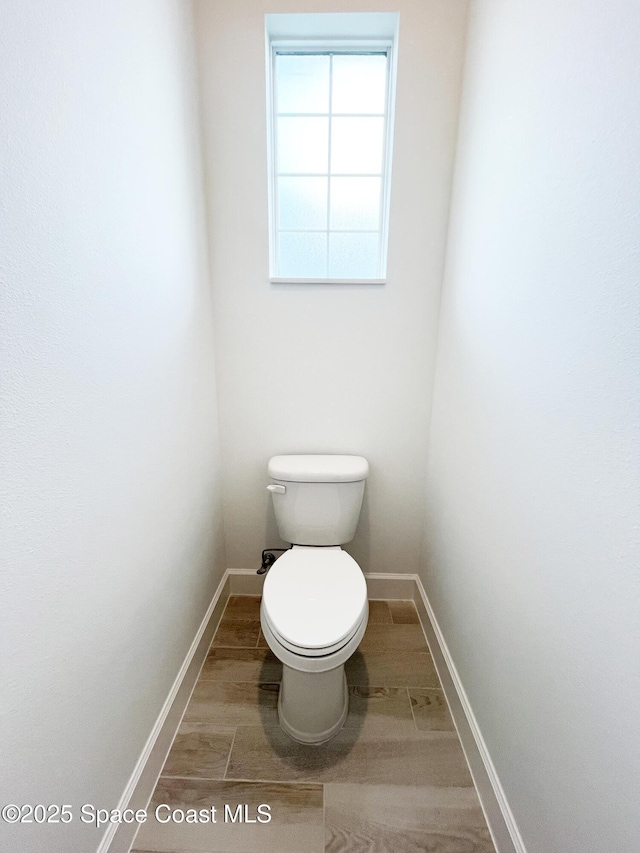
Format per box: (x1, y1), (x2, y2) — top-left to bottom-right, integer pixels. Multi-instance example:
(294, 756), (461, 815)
(267, 40), (395, 282)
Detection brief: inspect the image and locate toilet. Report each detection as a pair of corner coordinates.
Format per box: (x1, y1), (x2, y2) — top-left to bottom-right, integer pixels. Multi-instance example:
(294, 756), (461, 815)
(260, 454), (369, 744)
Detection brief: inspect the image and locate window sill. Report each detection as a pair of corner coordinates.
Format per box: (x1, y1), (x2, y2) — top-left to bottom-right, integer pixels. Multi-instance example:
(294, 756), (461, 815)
(270, 277), (386, 285)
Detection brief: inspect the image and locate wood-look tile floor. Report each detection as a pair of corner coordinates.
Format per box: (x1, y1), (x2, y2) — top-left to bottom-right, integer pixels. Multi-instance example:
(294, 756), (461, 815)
(132, 596), (495, 853)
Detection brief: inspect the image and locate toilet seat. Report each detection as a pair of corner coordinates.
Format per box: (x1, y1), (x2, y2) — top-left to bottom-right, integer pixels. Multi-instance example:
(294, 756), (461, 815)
(262, 546), (367, 657)
(262, 606), (364, 657)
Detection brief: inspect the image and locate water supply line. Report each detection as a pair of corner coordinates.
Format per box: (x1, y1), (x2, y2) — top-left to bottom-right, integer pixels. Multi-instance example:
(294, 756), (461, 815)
(257, 547), (289, 575)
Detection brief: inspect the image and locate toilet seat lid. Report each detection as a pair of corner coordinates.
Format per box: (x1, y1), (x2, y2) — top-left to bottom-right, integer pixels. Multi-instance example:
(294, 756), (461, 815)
(262, 547), (367, 651)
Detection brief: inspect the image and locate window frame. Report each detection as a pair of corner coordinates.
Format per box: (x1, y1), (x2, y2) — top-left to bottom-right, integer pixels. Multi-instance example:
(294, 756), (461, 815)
(266, 38), (396, 284)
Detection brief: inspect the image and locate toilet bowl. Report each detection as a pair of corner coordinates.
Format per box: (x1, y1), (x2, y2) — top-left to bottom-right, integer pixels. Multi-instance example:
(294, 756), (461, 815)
(260, 454), (370, 744)
(261, 546), (368, 743)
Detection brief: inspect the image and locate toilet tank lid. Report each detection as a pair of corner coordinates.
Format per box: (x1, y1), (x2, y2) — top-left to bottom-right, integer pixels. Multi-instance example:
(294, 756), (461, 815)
(268, 454), (369, 483)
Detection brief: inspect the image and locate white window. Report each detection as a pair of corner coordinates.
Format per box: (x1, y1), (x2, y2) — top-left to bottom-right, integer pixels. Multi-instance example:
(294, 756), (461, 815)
(266, 17), (398, 283)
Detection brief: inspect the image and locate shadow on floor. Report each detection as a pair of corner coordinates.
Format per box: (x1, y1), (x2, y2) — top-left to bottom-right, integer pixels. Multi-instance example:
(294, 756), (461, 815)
(257, 650), (369, 771)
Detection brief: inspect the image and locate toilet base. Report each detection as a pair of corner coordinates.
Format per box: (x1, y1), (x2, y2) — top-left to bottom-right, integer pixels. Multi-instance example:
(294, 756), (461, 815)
(278, 664), (349, 744)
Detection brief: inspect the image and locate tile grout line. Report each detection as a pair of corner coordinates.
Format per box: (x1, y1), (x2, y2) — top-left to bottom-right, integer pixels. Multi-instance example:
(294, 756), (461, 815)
(164, 771), (318, 788)
(193, 680), (283, 685)
(196, 681), (446, 688)
(157, 773), (325, 789)
(222, 726), (237, 781)
(406, 686), (420, 733)
(159, 768), (459, 784)
(159, 774), (231, 782)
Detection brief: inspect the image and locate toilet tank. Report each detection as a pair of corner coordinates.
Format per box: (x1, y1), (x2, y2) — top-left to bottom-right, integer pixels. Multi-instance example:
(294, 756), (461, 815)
(267, 455), (369, 546)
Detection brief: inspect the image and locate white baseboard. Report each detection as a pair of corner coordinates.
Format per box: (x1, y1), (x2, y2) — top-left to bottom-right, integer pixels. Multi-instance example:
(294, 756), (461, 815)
(227, 567), (416, 600)
(227, 567), (265, 595)
(98, 570), (231, 853)
(364, 571), (416, 600)
(98, 567), (525, 853)
(411, 574), (527, 853)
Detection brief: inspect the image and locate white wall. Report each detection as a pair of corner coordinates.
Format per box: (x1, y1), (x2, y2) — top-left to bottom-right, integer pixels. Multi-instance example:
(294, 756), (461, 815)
(192, 0), (469, 574)
(422, 1), (640, 851)
(0, 2), (224, 851)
